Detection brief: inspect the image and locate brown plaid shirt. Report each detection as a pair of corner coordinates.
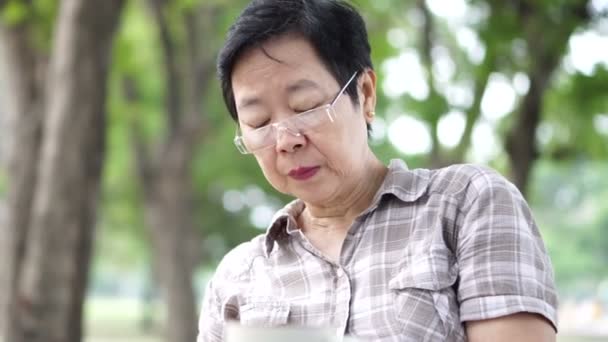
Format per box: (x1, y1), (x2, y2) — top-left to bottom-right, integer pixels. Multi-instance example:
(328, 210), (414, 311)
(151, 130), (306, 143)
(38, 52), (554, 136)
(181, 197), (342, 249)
(197, 160), (558, 341)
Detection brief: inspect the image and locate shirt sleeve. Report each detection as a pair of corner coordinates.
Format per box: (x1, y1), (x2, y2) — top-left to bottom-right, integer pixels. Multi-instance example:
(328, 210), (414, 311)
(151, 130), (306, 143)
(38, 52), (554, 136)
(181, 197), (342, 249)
(456, 168), (558, 331)
(197, 240), (257, 342)
(197, 279), (224, 342)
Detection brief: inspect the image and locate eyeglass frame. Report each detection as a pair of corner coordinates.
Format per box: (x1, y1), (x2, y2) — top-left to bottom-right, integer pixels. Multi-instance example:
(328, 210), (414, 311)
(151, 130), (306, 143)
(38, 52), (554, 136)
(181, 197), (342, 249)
(233, 71), (359, 154)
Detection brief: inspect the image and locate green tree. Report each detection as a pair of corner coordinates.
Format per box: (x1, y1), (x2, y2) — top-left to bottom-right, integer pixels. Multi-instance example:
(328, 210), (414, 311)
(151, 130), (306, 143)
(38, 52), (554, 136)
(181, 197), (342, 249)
(0, 0), (125, 341)
(107, 0), (252, 340)
(355, 0), (604, 196)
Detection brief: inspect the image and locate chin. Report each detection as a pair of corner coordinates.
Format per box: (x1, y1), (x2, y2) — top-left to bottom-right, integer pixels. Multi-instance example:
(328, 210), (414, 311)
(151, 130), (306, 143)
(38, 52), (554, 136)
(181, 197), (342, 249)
(294, 188), (329, 204)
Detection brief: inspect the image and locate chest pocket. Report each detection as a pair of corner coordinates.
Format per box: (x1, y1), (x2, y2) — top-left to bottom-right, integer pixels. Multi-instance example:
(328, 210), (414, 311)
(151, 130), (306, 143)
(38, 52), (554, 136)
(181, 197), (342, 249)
(239, 297), (290, 327)
(388, 246), (465, 341)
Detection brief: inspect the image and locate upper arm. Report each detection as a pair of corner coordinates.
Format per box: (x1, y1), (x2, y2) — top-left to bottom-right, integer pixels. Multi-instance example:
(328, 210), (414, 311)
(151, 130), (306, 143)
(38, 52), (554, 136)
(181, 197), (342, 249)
(197, 241), (258, 342)
(466, 312), (556, 342)
(197, 279), (225, 342)
(456, 168), (558, 331)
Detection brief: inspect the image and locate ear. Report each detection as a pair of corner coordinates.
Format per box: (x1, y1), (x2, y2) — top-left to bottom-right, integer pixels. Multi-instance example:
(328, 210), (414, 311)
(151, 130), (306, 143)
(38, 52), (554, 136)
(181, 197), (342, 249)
(359, 68), (377, 124)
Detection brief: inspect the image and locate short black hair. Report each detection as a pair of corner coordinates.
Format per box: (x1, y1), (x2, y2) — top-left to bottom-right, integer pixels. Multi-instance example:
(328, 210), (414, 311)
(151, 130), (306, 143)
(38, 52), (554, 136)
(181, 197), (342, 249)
(217, 0), (373, 122)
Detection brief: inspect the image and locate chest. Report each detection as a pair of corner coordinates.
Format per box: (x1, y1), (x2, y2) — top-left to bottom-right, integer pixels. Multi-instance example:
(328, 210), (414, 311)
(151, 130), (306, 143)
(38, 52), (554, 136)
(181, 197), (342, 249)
(241, 239), (463, 341)
(302, 230), (348, 262)
(298, 216), (353, 263)
(238, 198), (464, 340)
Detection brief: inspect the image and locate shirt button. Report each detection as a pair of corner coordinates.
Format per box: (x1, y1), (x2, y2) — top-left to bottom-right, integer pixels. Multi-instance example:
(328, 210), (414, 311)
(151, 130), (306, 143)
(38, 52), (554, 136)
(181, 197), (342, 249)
(336, 268), (344, 277)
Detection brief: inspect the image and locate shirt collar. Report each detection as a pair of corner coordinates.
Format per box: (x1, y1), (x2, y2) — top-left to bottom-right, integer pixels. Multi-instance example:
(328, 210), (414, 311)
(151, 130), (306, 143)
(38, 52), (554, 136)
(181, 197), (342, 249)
(360, 159), (430, 216)
(263, 199), (304, 257)
(263, 159), (430, 257)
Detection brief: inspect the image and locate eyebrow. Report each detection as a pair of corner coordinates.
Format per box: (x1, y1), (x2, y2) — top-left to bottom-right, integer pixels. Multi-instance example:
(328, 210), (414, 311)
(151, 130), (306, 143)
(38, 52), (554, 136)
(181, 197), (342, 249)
(237, 79), (322, 111)
(286, 79), (321, 94)
(237, 97), (261, 111)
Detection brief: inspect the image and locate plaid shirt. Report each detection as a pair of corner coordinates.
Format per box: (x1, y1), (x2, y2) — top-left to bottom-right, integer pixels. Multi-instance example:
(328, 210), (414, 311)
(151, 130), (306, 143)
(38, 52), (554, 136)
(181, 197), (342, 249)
(198, 160), (557, 341)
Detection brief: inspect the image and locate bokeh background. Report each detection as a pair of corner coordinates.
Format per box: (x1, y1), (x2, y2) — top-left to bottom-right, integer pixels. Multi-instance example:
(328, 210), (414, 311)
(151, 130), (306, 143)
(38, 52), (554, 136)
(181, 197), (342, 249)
(0, 0), (607, 341)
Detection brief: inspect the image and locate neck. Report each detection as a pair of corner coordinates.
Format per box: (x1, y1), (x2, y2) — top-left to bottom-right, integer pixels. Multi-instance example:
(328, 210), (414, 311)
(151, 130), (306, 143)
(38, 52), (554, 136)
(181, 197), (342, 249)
(301, 156), (388, 232)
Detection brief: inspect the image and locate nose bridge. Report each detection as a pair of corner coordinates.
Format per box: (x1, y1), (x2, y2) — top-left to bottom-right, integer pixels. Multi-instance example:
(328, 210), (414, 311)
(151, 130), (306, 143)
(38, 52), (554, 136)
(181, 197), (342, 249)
(276, 118), (300, 137)
(274, 120), (304, 152)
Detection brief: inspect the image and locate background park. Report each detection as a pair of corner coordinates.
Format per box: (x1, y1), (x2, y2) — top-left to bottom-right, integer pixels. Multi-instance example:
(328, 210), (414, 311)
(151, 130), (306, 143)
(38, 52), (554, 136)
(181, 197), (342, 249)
(0, 0), (607, 341)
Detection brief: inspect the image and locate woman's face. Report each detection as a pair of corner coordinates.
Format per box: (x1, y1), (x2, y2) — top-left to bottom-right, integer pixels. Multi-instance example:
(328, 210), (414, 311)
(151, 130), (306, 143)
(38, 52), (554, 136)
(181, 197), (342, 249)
(231, 33), (376, 205)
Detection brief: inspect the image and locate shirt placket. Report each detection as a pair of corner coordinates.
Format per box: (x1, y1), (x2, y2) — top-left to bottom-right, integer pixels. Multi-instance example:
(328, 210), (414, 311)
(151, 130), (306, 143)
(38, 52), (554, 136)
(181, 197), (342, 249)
(333, 265), (352, 337)
(294, 230), (353, 337)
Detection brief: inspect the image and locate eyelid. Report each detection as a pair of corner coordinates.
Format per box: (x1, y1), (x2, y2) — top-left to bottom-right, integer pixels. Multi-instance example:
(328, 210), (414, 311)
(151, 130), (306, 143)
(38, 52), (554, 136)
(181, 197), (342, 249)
(295, 103), (323, 113)
(243, 99), (325, 129)
(240, 117), (269, 128)
(295, 93), (330, 109)
(253, 119), (271, 129)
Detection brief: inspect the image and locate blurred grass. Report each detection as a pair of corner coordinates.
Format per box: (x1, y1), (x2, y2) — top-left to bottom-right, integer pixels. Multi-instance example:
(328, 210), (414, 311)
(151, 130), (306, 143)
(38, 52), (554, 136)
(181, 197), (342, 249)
(84, 296), (162, 342)
(558, 337), (608, 342)
(84, 297), (607, 342)
(87, 337), (159, 342)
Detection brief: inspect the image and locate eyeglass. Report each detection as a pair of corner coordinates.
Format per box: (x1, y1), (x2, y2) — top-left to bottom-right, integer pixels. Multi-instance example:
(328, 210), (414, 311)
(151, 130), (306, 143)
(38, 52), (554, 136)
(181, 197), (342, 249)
(234, 72), (358, 154)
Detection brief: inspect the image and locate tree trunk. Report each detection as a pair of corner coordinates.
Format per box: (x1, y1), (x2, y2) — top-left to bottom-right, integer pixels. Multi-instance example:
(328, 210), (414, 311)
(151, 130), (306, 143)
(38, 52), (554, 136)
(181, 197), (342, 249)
(0, 20), (46, 342)
(505, 1), (589, 196)
(142, 164), (199, 342)
(127, 70), (204, 342)
(505, 73), (546, 196)
(0, 201), (7, 339)
(127, 3), (216, 341)
(4, 0), (125, 341)
(505, 7), (561, 196)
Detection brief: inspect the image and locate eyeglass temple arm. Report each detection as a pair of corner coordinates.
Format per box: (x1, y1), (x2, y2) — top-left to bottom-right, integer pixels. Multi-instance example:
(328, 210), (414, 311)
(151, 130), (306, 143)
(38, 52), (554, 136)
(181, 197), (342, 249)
(330, 72), (359, 106)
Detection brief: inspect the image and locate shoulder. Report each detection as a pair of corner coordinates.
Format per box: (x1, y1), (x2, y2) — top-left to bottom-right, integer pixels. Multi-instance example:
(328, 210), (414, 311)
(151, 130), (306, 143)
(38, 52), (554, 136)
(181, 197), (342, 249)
(381, 160), (517, 207)
(426, 163), (521, 207)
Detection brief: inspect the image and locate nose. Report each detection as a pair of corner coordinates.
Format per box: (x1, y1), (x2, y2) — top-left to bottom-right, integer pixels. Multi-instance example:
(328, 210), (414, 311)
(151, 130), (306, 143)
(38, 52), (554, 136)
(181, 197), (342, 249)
(275, 125), (306, 153)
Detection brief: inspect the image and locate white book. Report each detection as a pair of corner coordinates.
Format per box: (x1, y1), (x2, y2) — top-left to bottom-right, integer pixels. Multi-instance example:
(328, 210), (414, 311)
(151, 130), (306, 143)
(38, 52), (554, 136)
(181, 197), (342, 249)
(225, 323), (362, 342)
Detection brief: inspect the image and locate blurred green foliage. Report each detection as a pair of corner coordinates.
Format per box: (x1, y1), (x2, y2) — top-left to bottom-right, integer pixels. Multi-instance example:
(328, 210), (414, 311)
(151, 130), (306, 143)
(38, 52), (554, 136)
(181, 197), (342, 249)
(1, 0), (29, 25)
(0, 0), (57, 50)
(531, 161), (608, 293)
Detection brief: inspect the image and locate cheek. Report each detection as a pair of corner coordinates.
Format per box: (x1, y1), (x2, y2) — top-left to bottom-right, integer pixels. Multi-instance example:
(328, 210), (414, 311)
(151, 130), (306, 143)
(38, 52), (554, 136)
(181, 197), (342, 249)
(331, 109), (368, 149)
(312, 138), (357, 178)
(255, 153), (286, 191)
(323, 115), (369, 173)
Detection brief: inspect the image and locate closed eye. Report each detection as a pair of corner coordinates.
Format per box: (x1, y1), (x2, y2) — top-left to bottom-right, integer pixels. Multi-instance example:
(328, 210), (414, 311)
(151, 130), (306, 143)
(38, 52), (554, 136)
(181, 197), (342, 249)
(252, 119), (271, 129)
(240, 117), (270, 129)
(294, 103), (323, 114)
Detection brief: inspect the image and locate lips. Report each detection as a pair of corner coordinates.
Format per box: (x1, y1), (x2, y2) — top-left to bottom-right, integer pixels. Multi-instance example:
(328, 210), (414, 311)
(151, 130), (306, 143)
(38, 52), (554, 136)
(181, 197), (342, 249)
(288, 166), (320, 181)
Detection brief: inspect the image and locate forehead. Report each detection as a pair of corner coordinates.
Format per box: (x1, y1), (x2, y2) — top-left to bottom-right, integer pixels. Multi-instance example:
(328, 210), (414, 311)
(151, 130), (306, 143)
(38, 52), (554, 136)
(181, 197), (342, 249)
(231, 34), (338, 95)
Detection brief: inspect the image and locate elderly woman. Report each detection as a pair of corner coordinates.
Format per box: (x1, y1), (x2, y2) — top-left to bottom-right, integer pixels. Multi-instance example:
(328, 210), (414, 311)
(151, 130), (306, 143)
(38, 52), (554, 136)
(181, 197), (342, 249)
(198, 0), (557, 341)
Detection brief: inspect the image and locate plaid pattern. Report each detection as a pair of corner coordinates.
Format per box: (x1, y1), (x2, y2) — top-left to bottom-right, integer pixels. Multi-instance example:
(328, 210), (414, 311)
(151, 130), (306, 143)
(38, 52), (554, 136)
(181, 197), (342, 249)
(198, 160), (558, 341)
